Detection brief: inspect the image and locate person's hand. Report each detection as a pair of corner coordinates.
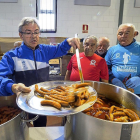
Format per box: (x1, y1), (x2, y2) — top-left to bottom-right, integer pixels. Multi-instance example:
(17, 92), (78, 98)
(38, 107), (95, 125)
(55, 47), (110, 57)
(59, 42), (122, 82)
(126, 76), (140, 88)
(12, 83), (31, 96)
(112, 78), (126, 89)
(67, 38), (80, 49)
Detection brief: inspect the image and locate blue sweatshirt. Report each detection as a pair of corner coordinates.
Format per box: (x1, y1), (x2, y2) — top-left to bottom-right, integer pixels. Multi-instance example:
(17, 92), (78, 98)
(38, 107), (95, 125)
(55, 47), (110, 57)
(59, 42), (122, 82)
(0, 39), (71, 96)
(105, 39), (140, 94)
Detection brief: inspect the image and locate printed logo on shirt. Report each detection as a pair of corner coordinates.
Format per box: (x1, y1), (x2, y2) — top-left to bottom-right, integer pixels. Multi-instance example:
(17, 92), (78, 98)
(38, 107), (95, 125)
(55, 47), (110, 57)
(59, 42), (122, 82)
(131, 52), (139, 56)
(80, 57), (83, 59)
(123, 52), (131, 66)
(116, 53), (120, 58)
(22, 61), (28, 70)
(90, 60), (96, 66)
(117, 66), (137, 73)
(12, 57), (48, 72)
(117, 52), (137, 73)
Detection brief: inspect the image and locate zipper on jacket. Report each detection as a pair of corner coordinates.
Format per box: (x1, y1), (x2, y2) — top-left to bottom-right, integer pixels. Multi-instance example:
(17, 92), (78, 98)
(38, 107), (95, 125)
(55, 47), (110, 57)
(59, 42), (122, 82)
(33, 50), (39, 83)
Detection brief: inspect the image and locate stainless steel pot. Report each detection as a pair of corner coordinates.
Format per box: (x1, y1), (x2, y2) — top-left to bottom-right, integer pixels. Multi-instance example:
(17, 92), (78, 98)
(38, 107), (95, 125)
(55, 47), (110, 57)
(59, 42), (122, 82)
(0, 95), (29, 140)
(64, 81), (140, 140)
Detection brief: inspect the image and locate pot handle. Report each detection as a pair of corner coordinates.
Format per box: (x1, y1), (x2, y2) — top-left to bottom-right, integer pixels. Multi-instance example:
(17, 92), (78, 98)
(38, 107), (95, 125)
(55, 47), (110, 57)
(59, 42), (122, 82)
(20, 115), (39, 123)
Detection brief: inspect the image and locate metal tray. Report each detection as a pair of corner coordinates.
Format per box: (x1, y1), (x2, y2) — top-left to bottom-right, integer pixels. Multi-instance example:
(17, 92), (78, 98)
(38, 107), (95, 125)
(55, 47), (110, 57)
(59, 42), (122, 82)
(16, 81), (97, 116)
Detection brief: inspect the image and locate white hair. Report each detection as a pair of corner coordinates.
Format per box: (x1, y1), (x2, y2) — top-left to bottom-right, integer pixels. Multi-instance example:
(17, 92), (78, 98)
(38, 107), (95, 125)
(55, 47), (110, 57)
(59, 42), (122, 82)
(83, 35), (98, 45)
(118, 23), (136, 32)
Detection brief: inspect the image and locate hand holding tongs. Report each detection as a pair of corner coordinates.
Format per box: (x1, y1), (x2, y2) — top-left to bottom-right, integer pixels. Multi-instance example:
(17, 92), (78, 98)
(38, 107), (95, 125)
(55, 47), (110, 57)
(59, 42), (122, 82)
(75, 33), (84, 83)
(123, 74), (134, 92)
(123, 74), (131, 84)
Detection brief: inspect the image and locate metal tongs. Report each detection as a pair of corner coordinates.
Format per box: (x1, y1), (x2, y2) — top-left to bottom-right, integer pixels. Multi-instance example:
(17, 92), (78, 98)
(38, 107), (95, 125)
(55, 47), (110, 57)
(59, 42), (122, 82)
(75, 33), (84, 83)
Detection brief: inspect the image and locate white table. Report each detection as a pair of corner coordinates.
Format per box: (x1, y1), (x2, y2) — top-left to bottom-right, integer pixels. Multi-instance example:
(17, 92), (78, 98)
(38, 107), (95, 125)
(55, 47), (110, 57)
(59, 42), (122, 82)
(29, 126), (64, 140)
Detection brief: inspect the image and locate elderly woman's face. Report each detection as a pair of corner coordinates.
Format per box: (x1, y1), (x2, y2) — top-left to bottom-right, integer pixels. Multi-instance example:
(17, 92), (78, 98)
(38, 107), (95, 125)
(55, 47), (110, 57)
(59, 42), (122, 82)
(83, 38), (97, 56)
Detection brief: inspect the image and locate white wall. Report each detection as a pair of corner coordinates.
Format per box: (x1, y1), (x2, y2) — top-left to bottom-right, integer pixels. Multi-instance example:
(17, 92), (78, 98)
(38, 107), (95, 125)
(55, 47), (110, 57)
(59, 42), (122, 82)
(123, 0), (140, 42)
(0, 0), (140, 47)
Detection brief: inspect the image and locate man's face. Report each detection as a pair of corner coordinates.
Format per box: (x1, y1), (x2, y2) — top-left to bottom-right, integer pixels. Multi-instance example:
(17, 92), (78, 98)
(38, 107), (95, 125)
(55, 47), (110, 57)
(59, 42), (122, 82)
(84, 38), (97, 56)
(19, 23), (40, 50)
(97, 39), (109, 55)
(117, 25), (135, 46)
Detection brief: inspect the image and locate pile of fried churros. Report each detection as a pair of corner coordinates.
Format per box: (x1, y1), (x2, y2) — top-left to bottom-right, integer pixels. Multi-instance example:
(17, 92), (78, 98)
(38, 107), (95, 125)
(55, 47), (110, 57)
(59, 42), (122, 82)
(83, 94), (140, 122)
(35, 82), (95, 110)
(0, 106), (21, 125)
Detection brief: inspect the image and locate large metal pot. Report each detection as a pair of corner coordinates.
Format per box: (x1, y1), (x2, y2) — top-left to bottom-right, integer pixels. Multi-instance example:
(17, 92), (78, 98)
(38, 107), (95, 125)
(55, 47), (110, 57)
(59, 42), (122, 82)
(0, 94), (29, 140)
(64, 81), (140, 140)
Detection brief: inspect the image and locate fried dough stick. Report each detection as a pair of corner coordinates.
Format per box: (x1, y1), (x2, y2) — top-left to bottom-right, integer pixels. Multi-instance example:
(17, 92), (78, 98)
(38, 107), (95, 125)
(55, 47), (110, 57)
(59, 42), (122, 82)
(41, 100), (61, 110)
(50, 89), (67, 96)
(40, 87), (50, 92)
(114, 116), (129, 122)
(49, 94), (75, 103)
(35, 84), (48, 96)
(44, 95), (69, 107)
(75, 83), (91, 89)
(56, 86), (67, 91)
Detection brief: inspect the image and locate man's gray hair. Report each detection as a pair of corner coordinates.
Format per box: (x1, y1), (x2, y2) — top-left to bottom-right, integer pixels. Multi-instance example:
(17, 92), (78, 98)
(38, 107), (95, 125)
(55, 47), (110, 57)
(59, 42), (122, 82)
(83, 35), (98, 45)
(18, 17), (40, 32)
(118, 23), (136, 32)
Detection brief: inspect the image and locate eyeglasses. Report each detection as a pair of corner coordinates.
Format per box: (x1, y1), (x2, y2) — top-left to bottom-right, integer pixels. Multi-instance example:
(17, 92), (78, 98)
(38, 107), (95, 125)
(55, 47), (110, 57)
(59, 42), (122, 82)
(84, 43), (96, 47)
(20, 31), (40, 37)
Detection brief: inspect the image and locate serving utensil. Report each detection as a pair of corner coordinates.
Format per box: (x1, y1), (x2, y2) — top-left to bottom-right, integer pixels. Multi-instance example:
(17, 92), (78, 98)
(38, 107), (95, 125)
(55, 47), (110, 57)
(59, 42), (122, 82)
(75, 33), (84, 83)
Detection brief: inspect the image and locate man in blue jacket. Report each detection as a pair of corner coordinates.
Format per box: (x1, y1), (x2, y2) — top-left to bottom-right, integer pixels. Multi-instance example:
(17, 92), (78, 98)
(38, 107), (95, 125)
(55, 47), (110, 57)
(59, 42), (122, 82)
(0, 17), (80, 126)
(105, 23), (140, 96)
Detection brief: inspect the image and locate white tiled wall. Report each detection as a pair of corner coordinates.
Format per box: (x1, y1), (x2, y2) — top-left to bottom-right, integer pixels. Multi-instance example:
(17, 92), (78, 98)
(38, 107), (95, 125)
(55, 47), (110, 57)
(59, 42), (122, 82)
(123, 0), (140, 42)
(0, 0), (140, 47)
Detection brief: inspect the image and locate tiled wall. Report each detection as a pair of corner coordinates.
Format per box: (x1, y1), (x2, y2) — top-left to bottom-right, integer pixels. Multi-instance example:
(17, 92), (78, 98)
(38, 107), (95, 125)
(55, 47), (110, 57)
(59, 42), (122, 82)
(123, 0), (140, 42)
(0, 0), (140, 47)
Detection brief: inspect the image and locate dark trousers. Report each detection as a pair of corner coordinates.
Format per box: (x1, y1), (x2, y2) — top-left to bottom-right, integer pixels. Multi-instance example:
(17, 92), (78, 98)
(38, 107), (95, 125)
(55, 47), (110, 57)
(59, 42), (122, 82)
(29, 114), (47, 127)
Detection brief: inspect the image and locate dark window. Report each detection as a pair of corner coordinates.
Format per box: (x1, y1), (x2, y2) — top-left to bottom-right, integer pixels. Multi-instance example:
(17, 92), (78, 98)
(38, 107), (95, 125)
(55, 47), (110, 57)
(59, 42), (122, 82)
(36, 0), (57, 33)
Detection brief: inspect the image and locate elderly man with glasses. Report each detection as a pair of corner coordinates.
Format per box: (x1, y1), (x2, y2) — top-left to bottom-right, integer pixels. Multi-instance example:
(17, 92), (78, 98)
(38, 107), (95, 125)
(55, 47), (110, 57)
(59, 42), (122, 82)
(65, 35), (109, 83)
(0, 17), (80, 127)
